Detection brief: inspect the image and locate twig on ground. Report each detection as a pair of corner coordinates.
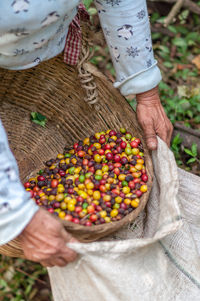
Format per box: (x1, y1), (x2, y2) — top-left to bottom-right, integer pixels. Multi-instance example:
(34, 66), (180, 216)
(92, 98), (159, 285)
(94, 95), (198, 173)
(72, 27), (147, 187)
(15, 267), (47, 285)
(164, 0), (184, 27)
(148, 0), (200, 15)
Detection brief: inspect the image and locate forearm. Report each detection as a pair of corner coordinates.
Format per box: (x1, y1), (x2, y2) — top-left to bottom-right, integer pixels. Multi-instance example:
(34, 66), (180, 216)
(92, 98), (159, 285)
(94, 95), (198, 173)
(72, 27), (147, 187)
(0, 120), (38, 245)
(95, 0), (162, 95)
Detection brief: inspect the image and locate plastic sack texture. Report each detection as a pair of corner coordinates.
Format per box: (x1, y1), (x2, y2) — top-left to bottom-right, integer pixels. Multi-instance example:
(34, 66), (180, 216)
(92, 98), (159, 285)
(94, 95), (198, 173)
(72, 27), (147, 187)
(48, 137), (200, 301)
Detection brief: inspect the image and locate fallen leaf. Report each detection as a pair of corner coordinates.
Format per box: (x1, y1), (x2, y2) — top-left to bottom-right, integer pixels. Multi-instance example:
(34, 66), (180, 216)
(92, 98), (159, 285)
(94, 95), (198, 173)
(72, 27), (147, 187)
(192, 54), (200, 70)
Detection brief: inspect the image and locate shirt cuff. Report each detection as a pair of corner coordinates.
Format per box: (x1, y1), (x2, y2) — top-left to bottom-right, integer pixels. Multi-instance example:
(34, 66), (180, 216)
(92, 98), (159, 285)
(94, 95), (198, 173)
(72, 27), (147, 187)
(114, 64), (162, 96)
(0, 196), (39, 246)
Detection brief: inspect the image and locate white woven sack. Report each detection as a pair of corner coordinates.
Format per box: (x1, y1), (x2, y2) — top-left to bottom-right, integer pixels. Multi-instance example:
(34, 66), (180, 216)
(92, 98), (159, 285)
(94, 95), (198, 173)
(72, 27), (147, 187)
(48, 137), (200, 301)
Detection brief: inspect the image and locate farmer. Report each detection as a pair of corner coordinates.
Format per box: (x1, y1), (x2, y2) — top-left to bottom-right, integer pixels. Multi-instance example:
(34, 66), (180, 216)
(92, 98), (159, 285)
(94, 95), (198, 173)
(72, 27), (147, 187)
(0, 0), (173, 267)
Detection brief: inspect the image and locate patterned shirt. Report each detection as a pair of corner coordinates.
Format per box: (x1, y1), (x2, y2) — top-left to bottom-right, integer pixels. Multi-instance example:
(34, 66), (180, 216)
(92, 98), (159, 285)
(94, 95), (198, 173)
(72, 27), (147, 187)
(0, 0), (161, 245)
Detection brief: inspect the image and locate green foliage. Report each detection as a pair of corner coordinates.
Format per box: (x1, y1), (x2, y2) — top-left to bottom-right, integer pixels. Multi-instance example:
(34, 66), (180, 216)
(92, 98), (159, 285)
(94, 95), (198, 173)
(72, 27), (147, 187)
(0, 255), (51, 300)
(31, 112), (47, 127)
(171, 134), (183, 166)
(184, 143), (200, 164)
(83, 0), (93, 10)
(159, 81), (200, 125)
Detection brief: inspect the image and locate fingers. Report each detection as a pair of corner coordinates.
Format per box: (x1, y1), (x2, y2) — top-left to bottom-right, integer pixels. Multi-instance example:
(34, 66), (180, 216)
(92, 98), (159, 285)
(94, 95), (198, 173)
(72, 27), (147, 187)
(156, 110), (174, 147)
(166, 120), (173, 147)
(140, 120), (158, 150)
(60, 228), (78, 262)
(40, 256), (68, 268)
(136, 102), (173, 150)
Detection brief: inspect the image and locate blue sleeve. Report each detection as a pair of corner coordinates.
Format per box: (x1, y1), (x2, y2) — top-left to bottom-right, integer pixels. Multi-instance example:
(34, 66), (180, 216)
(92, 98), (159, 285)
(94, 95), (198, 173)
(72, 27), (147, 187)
(0, 120), (38, 245)
(94, 0), (162, 95)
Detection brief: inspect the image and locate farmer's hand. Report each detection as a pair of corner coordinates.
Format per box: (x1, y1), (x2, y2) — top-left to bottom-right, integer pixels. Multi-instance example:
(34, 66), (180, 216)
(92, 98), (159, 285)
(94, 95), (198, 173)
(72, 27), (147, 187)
(20, 208), (77, 267)
(136, 86), (173, 150)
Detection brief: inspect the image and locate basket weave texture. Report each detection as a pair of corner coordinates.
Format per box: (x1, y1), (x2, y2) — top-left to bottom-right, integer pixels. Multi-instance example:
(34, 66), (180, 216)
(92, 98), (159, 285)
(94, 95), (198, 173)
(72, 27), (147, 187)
(0, 36), (153, 258)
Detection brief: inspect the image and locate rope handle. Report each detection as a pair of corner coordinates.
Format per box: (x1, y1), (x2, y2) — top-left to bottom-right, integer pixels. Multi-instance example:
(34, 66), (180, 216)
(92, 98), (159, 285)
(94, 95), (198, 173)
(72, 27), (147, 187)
(77, 23), (100, 109)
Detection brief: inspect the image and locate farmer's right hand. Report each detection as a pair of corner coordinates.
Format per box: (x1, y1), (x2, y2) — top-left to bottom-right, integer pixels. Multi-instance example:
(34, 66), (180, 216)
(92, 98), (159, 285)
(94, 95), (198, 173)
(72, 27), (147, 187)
(136, 86), (173, 150)
(20, 208), (77, 267)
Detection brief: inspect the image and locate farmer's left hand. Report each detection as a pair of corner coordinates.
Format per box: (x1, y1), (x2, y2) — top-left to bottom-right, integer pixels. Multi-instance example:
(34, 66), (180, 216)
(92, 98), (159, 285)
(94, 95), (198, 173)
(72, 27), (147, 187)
(136, 86), (173, 150)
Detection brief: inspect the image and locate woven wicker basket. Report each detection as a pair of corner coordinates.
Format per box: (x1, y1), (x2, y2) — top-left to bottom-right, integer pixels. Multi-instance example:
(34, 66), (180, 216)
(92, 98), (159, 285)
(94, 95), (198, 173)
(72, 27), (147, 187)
(0, 27), (153, 258)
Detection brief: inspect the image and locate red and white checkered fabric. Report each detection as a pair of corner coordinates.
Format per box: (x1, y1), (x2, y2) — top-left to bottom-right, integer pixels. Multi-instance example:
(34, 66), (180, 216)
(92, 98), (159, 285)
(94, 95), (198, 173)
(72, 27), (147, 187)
(64, 3), (90, 65)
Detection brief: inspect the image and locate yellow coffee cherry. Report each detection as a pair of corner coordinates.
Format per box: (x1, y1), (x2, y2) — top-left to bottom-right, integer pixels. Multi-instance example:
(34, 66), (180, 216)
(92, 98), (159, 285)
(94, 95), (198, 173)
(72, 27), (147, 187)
(57, 186), (65, 193)
(65, 158), (70, 164)
(94, 154), (102, 163)
(124, 198), (131, 205)
(100, 131), (105, 135)
(86, 182), (94, 190)
(140, 185), (148, 192)
(79, 211), (87, 218)
(122, 187), (130, 194)
(95, 169), (102, 176)
(102, 165), (109, 173)
(75, 167), (81, 174)
(78, 184), (85, 190)
(87, 189), (94, 196)
(137, 159), (144, 164)
(59, 211), (66, 219)
(57, 153), (64, 159)
(83, 137), (90, 145)
(29, 177), (36, 182)
(107, 177), (114, 184)
(88, 149), (93, 156)
(105, 216), (111, 223)
(55, 193), (64, 202)
(93, 143), (101, 150)
(49, 195), (55, 201)
(60, 202), (67, 210)
(135, 164), (143, 171)
(69, 198), (77, 205)
(78, 191), (88, 199)
(118, 174), (126, 181)
(115, 196), (122, 203)
(68, 203), (75, 211)
(132, 172), (141, 178)
(50, 165), (56, 170)
(132, 148), (139, 155)
(64, 196), (71, 203)
(100, 211), (107, 218)
(110, 209), (118, 217)
(71, 158), (77, 165)
(95, 132), (101, 139)
(131, 200), (139, 208)
(93, 191), (101, 200)
(54, 208), (61, 213)
(93, 200), (99, 206)
(105, 183), (110, 191)
(103, 195), (111, 202)
(105, 150), (111, 154)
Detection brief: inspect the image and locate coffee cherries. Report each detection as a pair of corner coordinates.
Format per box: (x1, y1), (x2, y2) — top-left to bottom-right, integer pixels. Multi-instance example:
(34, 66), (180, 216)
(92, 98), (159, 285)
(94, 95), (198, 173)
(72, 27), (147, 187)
(24, 128), (148, 226)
